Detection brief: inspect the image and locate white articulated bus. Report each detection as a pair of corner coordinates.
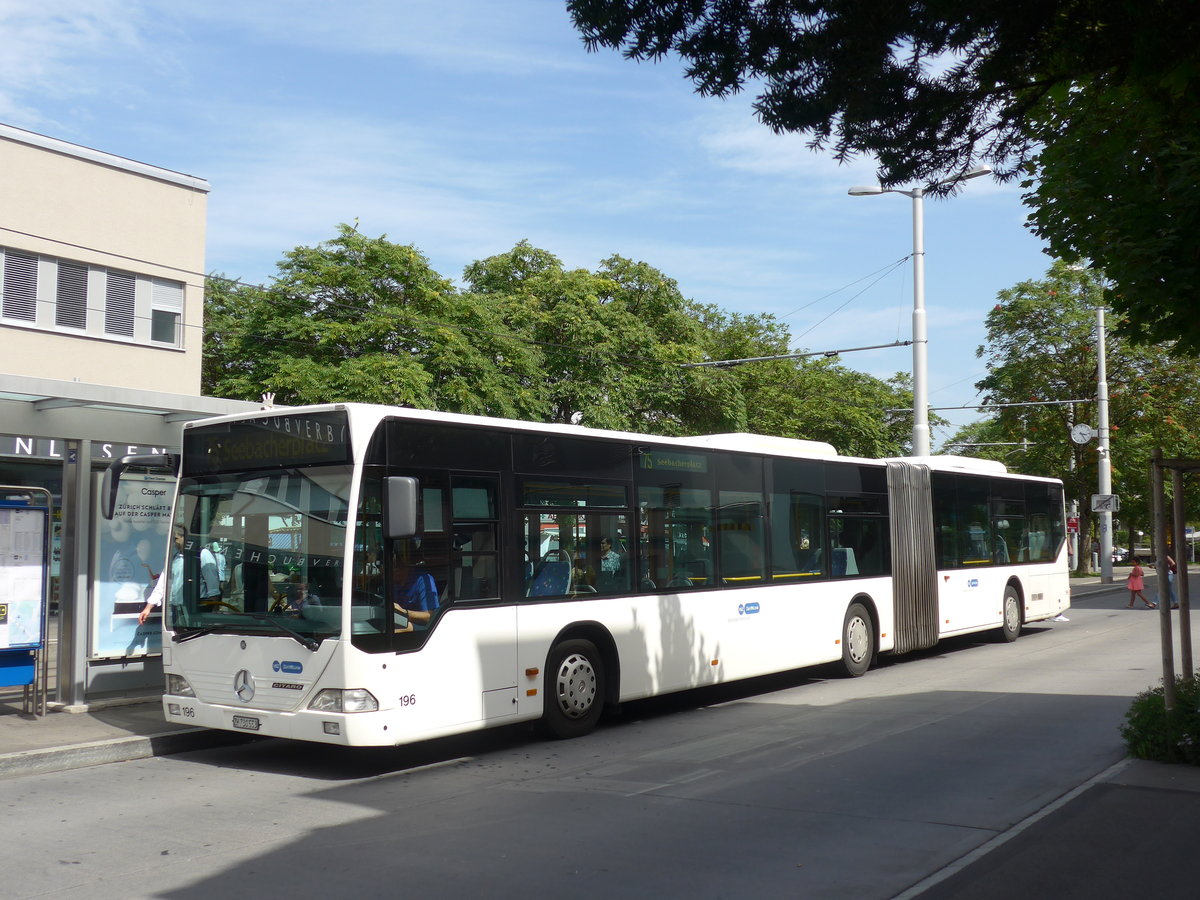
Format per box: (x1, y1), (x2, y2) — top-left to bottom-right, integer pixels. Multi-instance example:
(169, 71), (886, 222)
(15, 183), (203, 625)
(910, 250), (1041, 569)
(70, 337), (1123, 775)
(102, 403), (1069, 746)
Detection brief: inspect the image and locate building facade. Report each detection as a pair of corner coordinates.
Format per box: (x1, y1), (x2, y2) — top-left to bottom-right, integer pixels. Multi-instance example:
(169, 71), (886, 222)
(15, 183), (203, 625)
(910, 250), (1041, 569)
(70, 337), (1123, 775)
(0, 124), (260, 707)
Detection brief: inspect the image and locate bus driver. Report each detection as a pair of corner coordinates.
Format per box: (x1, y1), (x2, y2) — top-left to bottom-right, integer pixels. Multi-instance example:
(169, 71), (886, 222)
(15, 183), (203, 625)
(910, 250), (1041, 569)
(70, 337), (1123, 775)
(393, 554), (438, 632)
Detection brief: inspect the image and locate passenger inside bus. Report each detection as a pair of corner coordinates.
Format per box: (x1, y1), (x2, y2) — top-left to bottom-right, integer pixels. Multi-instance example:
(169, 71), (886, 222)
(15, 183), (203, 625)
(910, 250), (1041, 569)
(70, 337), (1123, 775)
(571, 547), (596, 592)
(595, 536), (624, 591)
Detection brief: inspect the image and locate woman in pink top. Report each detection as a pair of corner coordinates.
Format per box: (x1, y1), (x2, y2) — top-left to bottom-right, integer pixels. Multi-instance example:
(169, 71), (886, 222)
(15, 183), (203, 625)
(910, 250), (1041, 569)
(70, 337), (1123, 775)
(1126, 557), (1156, 609)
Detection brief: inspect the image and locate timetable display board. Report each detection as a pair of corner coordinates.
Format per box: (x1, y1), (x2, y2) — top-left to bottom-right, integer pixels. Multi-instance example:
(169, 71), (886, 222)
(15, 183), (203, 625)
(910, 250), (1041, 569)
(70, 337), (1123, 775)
(0, 499), (49, 652)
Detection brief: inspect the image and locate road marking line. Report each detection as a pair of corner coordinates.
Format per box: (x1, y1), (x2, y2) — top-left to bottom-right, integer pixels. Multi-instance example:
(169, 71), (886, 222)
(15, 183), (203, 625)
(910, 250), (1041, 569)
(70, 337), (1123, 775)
(892, 756), (1133, 899)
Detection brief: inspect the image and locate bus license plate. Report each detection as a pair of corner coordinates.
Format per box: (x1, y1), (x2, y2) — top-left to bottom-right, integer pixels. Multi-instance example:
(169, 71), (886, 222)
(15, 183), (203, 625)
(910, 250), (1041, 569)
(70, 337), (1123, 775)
(231, 715), (261, 731)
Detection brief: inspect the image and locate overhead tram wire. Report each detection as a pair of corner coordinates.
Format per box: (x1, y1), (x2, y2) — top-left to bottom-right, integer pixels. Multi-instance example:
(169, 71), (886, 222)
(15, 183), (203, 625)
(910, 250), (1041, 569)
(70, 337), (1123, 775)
(680, 340), (913, 368)
(679, 257), (914, 369)
(775, 255), (910, 321)
(792, 257), (911, 343)
(888, 399), (1093, 413)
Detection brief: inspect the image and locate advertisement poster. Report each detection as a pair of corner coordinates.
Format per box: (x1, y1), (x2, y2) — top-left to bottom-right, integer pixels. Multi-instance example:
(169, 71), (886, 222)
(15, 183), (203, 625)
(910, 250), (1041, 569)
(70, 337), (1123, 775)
(91, 473), (175, 658)
(0, 504), (47, 651)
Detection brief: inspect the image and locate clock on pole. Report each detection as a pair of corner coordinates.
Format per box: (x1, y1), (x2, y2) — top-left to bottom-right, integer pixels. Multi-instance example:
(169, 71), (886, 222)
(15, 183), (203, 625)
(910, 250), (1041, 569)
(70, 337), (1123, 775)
(1071, 423), (1095, 444)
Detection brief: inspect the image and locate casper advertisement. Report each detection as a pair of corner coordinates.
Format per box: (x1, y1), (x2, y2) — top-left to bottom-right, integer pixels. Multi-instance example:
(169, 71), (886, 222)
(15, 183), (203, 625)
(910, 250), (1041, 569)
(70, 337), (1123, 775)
(91, 473), (175, 658)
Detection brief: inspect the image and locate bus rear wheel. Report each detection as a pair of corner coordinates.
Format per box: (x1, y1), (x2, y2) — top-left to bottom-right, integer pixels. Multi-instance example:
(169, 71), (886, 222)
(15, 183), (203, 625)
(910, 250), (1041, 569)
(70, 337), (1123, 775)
(543, 638), (605, 739)
(998, 585), (1022, 643)
(840, 602), (874, 677)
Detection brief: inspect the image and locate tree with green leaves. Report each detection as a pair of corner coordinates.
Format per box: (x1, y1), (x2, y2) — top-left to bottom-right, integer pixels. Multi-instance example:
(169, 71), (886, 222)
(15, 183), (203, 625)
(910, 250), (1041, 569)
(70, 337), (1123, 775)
(568, 1), (1200, 350)
(1024, 80), (1200, 349)
(462, 240), (744, 435)
(947, 261), (1200, 570)
(205, 228), (932, 457)
(203, 226), (546, 418)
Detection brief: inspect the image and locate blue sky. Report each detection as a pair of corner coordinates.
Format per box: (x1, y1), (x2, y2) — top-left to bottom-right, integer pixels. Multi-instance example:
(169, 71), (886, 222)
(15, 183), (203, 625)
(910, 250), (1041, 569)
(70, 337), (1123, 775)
(2, 0), (1055, 445)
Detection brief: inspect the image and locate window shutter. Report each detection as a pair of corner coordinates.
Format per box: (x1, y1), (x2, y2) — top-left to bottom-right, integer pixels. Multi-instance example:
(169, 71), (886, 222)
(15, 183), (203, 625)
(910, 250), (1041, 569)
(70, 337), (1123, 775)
(55, 261), (88, 329)
(150, 278), (184, 345)
(105, 270), (136, 336)
(152, 278), (183, 311)
(2, 251), (38, 321)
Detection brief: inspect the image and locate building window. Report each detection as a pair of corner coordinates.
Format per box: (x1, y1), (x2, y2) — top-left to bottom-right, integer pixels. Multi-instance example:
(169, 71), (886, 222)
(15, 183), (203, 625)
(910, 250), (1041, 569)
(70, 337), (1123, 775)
(105, 270), (136, 337)
(55, 261), (88, 329)
(150, 278), (183, 345)
(0, 246), (185, 348)
(1, 250), (38, 321)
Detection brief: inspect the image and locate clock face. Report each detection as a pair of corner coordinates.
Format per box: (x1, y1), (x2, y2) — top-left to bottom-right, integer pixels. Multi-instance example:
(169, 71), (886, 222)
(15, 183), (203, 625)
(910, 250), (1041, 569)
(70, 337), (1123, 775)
(1071, 423), (1094, 444)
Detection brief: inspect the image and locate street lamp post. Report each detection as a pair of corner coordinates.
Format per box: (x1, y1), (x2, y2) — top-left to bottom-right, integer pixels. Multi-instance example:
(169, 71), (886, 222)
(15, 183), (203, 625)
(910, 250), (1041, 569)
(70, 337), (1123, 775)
(849, 165), (993, 457)
(1096, 306), (1114, 583)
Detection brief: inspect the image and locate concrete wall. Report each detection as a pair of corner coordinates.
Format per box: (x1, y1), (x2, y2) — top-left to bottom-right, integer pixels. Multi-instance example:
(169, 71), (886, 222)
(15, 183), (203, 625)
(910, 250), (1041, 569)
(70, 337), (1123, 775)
(0, 124), (210, 394)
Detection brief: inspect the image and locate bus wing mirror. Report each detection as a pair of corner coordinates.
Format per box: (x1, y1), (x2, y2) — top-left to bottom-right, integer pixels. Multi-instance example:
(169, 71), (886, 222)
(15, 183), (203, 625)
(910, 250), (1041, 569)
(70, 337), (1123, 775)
(385, 477), (419, 538)
(100, 453), (177, 520)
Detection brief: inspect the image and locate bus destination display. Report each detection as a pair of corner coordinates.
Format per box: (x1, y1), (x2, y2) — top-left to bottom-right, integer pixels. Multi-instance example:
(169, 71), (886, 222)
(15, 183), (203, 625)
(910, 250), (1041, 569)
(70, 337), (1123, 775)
(183, 412), (351, 474)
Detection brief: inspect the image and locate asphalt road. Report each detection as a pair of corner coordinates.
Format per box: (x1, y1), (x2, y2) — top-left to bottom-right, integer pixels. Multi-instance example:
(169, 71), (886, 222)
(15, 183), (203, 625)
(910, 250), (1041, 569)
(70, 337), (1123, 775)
(1, 584), (1177, 900)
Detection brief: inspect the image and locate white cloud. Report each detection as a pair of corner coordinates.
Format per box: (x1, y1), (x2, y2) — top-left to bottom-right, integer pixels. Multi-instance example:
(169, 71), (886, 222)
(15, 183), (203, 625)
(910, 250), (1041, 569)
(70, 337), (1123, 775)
(202, 114), (528, 279)
(694, 103), (881, 191)
(161, 0), (592, 75)
(0, 0), (149, 124)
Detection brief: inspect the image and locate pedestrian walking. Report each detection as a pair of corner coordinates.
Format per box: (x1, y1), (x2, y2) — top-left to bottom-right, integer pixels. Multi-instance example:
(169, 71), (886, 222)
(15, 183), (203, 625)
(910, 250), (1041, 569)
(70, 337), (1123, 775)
(1126, 556), (1156, 609)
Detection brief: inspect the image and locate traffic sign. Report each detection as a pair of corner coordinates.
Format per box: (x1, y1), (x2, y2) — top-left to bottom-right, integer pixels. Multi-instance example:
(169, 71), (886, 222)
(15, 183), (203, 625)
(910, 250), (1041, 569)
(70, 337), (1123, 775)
(1067, 517), (1079, 534)
(1092, 494), (1120, 512)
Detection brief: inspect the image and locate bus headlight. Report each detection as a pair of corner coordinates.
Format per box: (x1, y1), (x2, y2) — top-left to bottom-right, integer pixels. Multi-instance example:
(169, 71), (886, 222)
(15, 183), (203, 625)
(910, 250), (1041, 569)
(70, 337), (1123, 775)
(309, 688), (379, 713)
(166, 674), (195, 697)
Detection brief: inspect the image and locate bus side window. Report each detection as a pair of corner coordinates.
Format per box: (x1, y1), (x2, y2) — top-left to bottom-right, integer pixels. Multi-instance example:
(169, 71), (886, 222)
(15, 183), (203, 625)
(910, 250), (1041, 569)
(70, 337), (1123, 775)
(718, 491), (765, 585)
(383, 471), (452, 646)
(638, 486), (712, 591)
(827, 493), (889, 579)
(453, 525), (498, 599)
(769, 458), (826, 584)
(931, 473), (958, 569)
(449, 475), (500, 601)
(956, 478), (991, 566)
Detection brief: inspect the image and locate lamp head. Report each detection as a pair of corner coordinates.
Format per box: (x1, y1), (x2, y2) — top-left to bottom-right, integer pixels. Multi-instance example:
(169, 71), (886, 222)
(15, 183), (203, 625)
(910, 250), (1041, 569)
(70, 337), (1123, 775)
(847, 185), (885, 196)
(959, 164), (993, 181)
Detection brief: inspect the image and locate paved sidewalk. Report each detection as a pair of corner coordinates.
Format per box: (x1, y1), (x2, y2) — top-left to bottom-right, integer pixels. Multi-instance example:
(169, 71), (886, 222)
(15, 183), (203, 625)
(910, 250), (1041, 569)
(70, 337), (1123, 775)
(907, 757), (1200, 899)
(0, 693), (255, 779)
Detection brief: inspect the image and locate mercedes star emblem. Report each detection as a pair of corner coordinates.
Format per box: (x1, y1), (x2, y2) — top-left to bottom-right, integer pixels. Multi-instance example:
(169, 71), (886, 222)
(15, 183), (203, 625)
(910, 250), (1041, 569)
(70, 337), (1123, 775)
(233, 668), (255, 702)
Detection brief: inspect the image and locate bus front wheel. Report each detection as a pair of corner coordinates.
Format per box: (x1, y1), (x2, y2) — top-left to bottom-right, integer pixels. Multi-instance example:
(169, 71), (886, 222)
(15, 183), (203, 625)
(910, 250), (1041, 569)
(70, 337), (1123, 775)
(542, 638), (605, 739)
(998, 586), (1022, 643)
(841, 602), (874, 677)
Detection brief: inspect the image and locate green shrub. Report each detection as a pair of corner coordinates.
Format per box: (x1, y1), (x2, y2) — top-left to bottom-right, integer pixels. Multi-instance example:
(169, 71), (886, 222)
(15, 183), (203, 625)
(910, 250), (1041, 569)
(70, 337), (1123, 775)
(1121, 674), (1200, 764)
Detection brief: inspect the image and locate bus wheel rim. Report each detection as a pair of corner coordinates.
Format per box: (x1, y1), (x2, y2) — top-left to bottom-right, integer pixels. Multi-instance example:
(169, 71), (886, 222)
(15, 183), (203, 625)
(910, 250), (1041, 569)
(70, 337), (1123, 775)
(1006, 595), (1019, 631)
(556, 652), (597, 719)
(847, 616), (869, 663)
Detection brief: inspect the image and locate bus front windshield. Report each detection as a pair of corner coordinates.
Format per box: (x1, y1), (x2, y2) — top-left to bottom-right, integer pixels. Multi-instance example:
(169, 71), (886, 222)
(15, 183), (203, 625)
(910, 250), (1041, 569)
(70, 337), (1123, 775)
(163, 466), (353, 644)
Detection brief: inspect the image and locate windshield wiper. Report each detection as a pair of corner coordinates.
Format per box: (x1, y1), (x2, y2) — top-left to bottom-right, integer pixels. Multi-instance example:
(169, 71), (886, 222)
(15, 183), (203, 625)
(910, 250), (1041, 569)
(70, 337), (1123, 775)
(245, 614), (322, 651)
(173, 624), (226, 643)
